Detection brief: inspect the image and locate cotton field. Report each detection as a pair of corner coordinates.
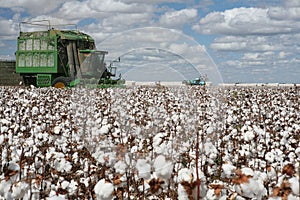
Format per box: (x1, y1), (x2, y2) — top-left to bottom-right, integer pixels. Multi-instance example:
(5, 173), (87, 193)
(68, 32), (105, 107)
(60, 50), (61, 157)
(0, 85), (299, 200)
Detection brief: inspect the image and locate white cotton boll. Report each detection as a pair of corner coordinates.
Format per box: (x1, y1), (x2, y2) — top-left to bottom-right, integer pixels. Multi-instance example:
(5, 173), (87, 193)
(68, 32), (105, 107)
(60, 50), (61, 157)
(0, 179), (12, 198)
(18, 88), (24, 94)
(80, 178), (89, 188)
(222, 163), (236, 178)
(0, 134), (4, 145)
(154, 155), (173, 180)
(94, 179), (114, 200)
(241, 167), (254, 176)
(178, 168), (192, 182)
(130, 145), (138, 153)
(289, 177), (299, 196)
(235, 178), (266, 199)
(138, 180), (150, 192)
(242, 130), (255, 142)
(153, 133), (164, 147)
(171, 114), (179, 123)
(47, 193), (66, 200)
(1, 118), (10, 125)
(265, 151), (275, 163)
(227, 115), (233, 123)
(99, 125), (110, 134)
(176, 125), (182, 132)
(136, 159), (151, 179)
(206, 126), (214, 134)
(68, 180), (78, 194)
(31, 106), (39, 116)
(114, 160), (127, 174)
(266, 166), (277, 181)
(54, 126), (61, 134)
(287, 194), (299, 200)
(204, 141), (218, 156)
(178, 184), (189, 200)
(54, 158), (72, 173)
(61, 180), (69, 190)
(288, 152), (296, 162)
(154, 142), (168, 155)
(268, 196), (281, 200)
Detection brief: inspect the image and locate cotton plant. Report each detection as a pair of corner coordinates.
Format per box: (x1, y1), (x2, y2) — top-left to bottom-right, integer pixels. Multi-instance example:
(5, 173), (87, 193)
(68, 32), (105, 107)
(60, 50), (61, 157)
(0, 86), (299, 199)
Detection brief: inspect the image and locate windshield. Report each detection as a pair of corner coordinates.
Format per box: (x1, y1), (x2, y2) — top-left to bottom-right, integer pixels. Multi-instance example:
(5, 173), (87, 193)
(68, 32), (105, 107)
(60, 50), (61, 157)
(79, 51), (107, 79)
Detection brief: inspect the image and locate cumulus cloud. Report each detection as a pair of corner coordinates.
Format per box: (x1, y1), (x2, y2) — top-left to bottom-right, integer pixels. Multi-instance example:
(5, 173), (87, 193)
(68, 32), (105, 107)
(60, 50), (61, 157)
(193, 7), (300, 35)
(284, 0), (300, 7)
(268, 7), (300, 20)
(159, 8), (198, 27)
(210, 36), (279, 52)
(1, 0), (63, 15)
(0, 18), (18, 40)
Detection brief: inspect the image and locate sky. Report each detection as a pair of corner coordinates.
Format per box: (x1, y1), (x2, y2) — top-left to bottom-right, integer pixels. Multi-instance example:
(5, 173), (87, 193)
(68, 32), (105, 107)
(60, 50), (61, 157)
(0, 0), (300, 83)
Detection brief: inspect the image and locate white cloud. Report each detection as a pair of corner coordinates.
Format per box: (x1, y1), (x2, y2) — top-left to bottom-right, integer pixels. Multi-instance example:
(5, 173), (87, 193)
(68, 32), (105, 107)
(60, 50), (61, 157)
(284, 0), (300, 7)
(193, 7), (300, 35)
(1, 0), (63, 15)
(159, 8), (198, 27)
(210, 36), (279, 52)
(268, 7), (300, 20)
(121, 0), (191, 4)
(0, 18), (18, 40)
(241, 52), (275, 61)
(88, 0), (152, 13)
(55, 1), (100, 21)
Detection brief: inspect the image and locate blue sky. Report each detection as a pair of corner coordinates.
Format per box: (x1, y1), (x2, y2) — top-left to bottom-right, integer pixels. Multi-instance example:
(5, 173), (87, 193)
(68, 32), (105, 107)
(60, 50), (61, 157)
(0, 0), (299, 83)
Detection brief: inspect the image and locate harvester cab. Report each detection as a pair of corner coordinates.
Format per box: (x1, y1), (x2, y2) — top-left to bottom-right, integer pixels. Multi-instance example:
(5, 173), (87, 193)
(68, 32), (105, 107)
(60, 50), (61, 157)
(15, 20), (123, 88)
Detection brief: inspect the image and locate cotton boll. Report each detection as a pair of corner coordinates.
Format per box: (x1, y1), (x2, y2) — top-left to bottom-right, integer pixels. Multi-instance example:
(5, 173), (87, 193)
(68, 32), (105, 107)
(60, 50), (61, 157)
(0, 179), (12, 199)
(177, 168), (207, 199)
(204, 141), (218, 156)
(31, 106), (39, 116)
(178, 168), (192, 182)
(287, 194), (299, 200)
(47, 193), (66, 200)
(153, 132), (164, 147)
(94, 179), (114, 200)
(235, 177), (266, 199)
(0, 134), (4, 145)
(241, 167), (254, 176)
(99, 124), (110, 134)
(206, 126), (214, 134)
(289, 176), (299, 196)
(53, 158), (72, 173)
(154, 155), (173, 180)
(227, 115), (234, 124)
(68, 180), (78, 194)
(114, 160), (127, 174)
(242, 130), (255, 142)
(136, 159), (151, 179)
(265, 151), (275, 163)
(53, 126), (61, 135)
(222, 163), (236, 178)
(178, 183), (190, 200)
(266, 166), (277, 181)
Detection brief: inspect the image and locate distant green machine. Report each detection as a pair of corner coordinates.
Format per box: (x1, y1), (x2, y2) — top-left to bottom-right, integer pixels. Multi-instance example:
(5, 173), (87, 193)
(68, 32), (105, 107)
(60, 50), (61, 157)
(182, 75), (207, 86)
(15, 20), (124, 88)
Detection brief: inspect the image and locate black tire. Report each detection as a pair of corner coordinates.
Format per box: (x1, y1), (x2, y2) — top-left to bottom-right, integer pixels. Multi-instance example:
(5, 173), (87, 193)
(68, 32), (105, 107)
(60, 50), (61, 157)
(52, 77), (70, 88)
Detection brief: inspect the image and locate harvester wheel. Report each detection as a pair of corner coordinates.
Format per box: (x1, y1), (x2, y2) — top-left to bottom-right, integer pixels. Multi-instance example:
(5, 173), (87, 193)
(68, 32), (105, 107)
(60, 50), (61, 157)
(52, 77), (69, 88)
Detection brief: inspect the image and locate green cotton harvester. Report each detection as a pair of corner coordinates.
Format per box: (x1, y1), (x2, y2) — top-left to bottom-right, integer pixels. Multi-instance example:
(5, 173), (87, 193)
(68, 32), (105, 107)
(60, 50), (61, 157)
(15, 20), (124, 88)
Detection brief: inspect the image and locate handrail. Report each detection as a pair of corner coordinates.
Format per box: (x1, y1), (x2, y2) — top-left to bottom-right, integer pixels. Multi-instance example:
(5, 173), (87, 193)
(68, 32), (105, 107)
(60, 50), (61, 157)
(19, 20), (77, 32)
(19, 20), (51, 32)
